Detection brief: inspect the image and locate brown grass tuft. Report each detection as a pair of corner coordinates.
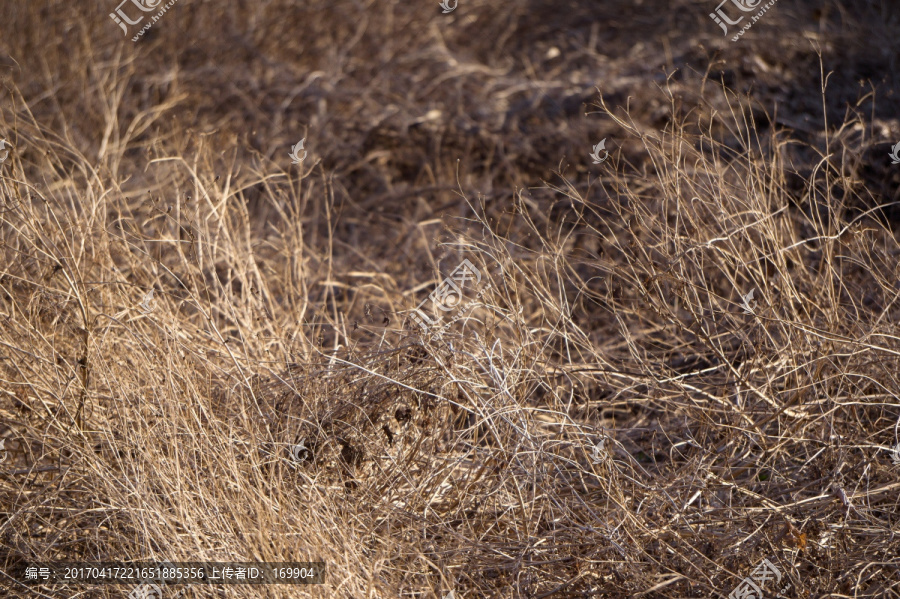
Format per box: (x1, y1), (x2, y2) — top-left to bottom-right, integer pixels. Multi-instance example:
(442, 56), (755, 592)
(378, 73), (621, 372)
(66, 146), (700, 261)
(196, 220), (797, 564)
(1, 1), (900, 597)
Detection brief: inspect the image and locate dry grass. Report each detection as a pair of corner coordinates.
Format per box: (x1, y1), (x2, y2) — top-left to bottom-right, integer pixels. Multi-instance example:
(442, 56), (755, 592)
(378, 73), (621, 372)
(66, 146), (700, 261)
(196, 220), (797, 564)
(1, 0), (900, 597)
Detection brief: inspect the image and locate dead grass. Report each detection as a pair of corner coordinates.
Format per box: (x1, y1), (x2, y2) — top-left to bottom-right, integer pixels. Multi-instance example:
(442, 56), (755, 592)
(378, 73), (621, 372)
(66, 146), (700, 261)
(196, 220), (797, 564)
(1, 1), (900, 597)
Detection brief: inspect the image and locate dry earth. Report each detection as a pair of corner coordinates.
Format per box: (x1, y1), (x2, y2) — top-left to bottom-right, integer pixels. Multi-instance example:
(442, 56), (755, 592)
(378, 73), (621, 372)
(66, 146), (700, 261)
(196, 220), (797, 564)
(1, 1), (900, 597)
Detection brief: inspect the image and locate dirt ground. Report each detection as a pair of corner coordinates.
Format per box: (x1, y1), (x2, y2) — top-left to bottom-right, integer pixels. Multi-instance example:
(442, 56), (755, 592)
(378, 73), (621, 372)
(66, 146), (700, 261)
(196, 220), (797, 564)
(1, 0), (899, 597)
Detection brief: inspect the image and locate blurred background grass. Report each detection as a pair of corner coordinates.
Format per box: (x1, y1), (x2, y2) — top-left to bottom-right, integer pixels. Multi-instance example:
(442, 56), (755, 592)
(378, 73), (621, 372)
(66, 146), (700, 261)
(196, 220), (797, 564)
(1, 1), (900, 597)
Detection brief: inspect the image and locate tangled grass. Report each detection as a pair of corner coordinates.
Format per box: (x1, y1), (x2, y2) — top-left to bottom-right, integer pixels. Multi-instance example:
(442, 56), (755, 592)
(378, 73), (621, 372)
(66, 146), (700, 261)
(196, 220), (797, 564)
(1, 1), (900, 597)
